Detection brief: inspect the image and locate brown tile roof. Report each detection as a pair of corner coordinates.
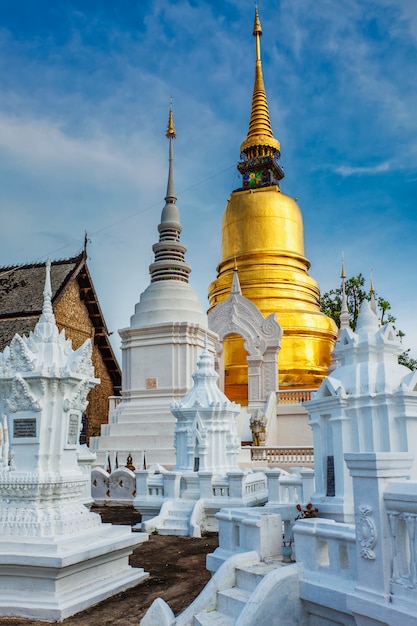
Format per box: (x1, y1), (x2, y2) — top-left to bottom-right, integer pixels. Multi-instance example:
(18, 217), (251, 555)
(0, 257), (79, 320)
(0, 252), (121, 392)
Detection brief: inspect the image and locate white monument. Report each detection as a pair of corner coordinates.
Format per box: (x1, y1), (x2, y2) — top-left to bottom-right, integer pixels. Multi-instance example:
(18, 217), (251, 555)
(90, 104), (216, 469)
(135, 342), (268, 536)
(0, 261), (148, 622)
(306, 298), (417, 521)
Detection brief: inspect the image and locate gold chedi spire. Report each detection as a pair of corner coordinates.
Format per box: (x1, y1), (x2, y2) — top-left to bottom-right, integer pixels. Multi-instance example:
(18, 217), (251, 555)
(240, 6), (280, 158)
(208, 8), (337, 403)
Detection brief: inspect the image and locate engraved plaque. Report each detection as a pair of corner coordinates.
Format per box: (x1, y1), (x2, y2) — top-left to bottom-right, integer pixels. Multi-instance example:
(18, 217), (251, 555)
(13, 418), (37, 438)
(326, 455), (335, 497)
(146, 377), (158, 389)
(67, 413), (79, 445)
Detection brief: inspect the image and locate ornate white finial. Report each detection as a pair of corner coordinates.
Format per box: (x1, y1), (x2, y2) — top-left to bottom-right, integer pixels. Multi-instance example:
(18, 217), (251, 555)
(231, 270), (242, 296)
(33, 260), (58, 341)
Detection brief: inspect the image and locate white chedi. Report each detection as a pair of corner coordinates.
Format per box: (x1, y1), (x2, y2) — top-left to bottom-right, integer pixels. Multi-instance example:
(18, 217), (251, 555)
(0, 261), (148, 622)
(0, 260), (100, 535)
(306, 298), (417, 521)
(171, 342), (241, 473)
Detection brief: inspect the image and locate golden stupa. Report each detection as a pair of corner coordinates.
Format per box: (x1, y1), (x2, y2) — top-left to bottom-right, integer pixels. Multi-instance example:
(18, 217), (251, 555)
(208, 8), (337, 404)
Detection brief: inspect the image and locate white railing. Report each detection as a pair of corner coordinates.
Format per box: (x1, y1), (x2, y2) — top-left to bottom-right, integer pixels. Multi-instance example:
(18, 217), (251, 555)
(251, 446), (314, 465)
(294, 518), (357, 587)
(147, 475), (164, 497)
(212, 483), (230, 497)
(245, 477), (267, 496)
(277, 389), (315, 404)
(91, 466), (136, 504)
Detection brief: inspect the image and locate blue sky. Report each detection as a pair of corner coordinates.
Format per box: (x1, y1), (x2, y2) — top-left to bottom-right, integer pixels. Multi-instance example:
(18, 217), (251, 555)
(0, 0), (416, 361)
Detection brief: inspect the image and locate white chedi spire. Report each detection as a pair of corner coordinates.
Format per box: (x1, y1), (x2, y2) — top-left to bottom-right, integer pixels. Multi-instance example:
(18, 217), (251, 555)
(329, 296), (409, 396)
(130, 103), (207, 328)
(149, 100), (191, 284)
(33, 259), (59, 343)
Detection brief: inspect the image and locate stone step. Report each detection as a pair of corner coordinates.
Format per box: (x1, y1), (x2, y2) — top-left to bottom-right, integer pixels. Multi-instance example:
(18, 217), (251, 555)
(235, 567), (265, 593)
(157, 527), (189, 536)
(163, 518), (189, 527)
(216, 586), (251, 619)
(235, 561), (282, 592)
(194, 610), (234, 625)
(166, 514), (189, 523)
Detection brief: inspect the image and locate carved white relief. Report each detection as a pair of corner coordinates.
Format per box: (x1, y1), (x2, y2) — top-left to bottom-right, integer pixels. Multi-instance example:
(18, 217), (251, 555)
(63, 379), (92, 413)
(208, 283), (282, 404)
(358, 504), (377, 560)
(69, 340), (95, 377)
(6, 335), (36, 373)
(6, 375), (41, 413)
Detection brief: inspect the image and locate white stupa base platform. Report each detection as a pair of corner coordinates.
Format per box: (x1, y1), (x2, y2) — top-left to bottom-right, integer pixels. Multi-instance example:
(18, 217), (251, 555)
(0, 524), (149, 622)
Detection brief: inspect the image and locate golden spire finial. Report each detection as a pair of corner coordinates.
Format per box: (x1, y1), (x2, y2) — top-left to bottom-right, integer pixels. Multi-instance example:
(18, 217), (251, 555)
(369, 267), (378, 316)
(369, 267), (374, 293)
(166, 96), (176, 139)
(240, 6), (280, 157)
(253, 3), (262, 37)
(341, 252), (346, 280)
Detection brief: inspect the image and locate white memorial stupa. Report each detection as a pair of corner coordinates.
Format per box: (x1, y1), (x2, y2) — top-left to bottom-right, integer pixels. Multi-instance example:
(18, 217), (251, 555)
(90, 102), (216, 469)
(306, 297), (417, 521)
(0, 261), (148, 622)
(135, 341), (268, 536)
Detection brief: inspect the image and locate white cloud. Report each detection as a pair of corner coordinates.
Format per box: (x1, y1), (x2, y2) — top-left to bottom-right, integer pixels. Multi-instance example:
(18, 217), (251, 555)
(334, 162), (391, 177)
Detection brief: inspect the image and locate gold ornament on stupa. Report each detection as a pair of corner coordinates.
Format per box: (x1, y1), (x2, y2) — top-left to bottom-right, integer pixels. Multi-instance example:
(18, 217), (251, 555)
(208, 7), (337, 404)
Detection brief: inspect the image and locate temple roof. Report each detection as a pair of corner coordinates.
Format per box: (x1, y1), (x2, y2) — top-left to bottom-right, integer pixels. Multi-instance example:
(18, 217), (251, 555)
(0, 250), (121, 392)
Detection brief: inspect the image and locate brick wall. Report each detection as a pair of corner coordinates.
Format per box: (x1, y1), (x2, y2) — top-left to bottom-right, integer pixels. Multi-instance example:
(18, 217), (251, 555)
(54, 280), (115, 441)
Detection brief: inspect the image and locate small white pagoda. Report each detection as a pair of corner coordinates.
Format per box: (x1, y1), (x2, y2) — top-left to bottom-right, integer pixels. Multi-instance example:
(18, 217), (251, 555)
(135, 342), (268, 536)
(0, 261), (148, 622)
(306, 298), (417, 522)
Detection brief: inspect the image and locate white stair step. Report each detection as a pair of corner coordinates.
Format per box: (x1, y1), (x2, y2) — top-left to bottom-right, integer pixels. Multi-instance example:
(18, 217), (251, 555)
(235, 567), (265, 592)
(158, 527), (189, 536)
(217, 586), (251, 618)
(194, 610), (234, 625)
(165, 513), (189, 522)
(235, 561), (282, 592)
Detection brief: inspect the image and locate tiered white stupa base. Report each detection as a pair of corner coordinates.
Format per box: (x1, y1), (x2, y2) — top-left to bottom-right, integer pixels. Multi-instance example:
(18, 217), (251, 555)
(91, 401), (177, 469)
(0, 524), (148, 622)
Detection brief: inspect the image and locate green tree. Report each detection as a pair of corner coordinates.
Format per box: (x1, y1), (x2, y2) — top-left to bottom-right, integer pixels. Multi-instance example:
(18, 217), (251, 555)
(320, 274), (417, 371)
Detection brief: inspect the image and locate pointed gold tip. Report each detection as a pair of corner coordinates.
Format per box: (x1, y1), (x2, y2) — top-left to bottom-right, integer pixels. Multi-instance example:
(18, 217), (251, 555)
(341, 252), (346, 279)
(370, 267), (374, 292)
(253, 5), (262, 36)
(166, 97), (176, 139)
(240, 4), (280, 156)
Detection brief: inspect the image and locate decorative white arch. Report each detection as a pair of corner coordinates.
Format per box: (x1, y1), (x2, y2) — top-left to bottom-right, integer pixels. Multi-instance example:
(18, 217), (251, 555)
(208, 271), (282, 410)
